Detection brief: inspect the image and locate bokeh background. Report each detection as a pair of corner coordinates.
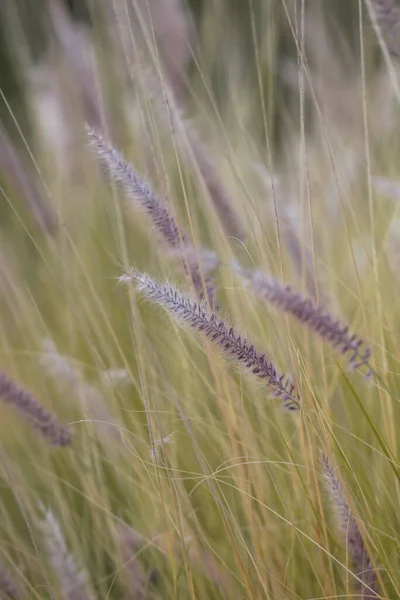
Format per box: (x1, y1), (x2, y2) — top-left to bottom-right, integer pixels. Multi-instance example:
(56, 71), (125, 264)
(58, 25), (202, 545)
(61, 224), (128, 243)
(0, 1), (399, 599)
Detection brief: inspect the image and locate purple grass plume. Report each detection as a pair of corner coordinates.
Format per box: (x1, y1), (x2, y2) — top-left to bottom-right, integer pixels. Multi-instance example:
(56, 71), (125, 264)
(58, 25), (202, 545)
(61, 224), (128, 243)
(321, 454), (379, 598)
(236, 264), (372, 375)
(0, 370), (71, 447)
(40, 339), (123, 443)
(120, 269), (299, 410)
(86, 125), (184, 249)
(39, 506), (94, 600)
(86, 125), (217, 304)
(372, 0), (400, 56)
(0, 563), (20, 599)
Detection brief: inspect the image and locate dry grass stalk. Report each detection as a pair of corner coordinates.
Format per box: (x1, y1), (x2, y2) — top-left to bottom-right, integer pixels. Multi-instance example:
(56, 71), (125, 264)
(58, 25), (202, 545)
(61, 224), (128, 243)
(141, 70), (245, 240)
(87, 125), (183, 248)
(321, 454), (379, 598)
(152, 531), (238, 596)
(0, 370), (71, 447)
(116, 524), (155, 600)
(48, 0), (102, 128)
(40, 340), (122, 442)
(134, 0), (195, 103)
(236, 264), (371, 375)
(87, 126), (217, 304)
(384, 215), (400, 273)
(281, 223), (319, 300)
(169, 245), (219, 306)
(252, 164), (320, 299)
(122, 528), (237, 597)
(39, 507), (94, 600)
(0, 249), (23, 324)
(184, 539), (237, 596)
(121, 270), (299, 410)
(0, 563), (20, 599)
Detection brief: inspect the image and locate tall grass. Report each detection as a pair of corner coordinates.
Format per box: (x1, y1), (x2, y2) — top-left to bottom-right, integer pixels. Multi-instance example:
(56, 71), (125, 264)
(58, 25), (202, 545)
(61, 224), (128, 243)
(0, 0), (399, 597)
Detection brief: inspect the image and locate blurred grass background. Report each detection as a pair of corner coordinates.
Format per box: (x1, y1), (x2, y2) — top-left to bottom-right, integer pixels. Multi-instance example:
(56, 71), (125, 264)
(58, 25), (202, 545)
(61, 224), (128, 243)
(0, 0), (399, 598)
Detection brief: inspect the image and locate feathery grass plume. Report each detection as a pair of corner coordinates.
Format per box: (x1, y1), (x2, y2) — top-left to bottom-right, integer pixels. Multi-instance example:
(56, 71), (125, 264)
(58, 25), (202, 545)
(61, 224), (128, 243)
(40, 339), (122, 442)
(86, 125), (217, 304)
(372, 0), (400, 56)
(86, 125), (184, 249)
(40, 339), (81, 387)
(39, 506), (94, 600)
(0, 563), (20, 599)
(235, 264), (372, 375)
(321, 454), (379, 598)
(120, 269), (299, 410)
(0, 370), (71, 447)
(140, 70), (245, 240)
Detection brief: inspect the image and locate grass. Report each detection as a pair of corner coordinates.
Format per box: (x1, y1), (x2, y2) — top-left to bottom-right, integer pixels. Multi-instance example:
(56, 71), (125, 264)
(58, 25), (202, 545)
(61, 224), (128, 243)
(0, 0), (400, 597)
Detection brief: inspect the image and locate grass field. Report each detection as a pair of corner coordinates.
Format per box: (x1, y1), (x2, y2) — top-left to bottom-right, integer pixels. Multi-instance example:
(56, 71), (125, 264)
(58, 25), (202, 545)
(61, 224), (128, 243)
(0, 1), (400, 598)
